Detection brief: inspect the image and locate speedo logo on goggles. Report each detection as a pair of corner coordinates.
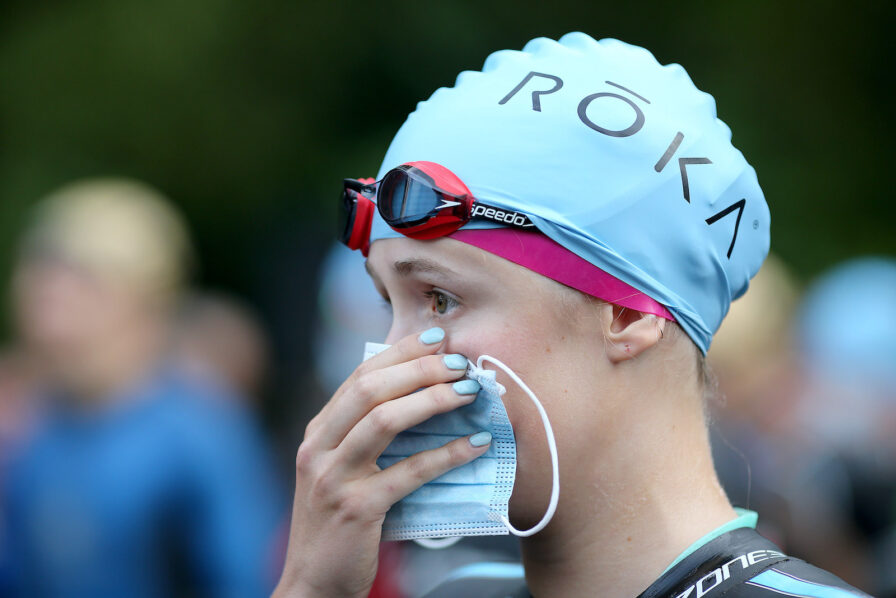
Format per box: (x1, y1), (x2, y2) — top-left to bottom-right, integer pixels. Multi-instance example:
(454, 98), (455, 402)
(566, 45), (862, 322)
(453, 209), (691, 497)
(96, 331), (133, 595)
(470, 204), (533, 227)
(340, 161), (535, 255)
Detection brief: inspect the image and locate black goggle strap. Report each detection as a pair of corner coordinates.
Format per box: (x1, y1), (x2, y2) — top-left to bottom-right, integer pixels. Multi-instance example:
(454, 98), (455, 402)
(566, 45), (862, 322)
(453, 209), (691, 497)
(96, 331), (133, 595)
(344, 178), (376, 199)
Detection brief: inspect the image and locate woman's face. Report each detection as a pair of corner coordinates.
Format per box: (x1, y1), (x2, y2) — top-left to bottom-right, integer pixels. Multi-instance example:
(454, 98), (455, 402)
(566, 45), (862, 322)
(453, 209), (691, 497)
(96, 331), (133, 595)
(366, 236), (614, 529)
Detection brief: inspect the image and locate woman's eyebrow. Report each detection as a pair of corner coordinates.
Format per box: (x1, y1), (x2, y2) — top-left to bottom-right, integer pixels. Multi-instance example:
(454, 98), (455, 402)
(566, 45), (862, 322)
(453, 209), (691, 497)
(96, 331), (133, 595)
(392, 258), (458, 279)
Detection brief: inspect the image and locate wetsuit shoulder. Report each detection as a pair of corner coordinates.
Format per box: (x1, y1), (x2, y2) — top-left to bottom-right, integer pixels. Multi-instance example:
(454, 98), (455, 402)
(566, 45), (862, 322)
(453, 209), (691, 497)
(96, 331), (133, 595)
(638, 527), (871, 598)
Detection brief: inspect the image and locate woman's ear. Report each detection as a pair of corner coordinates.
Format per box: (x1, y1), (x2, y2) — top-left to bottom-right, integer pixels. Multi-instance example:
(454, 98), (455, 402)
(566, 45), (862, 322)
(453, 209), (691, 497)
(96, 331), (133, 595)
(599, 303), (667, 363)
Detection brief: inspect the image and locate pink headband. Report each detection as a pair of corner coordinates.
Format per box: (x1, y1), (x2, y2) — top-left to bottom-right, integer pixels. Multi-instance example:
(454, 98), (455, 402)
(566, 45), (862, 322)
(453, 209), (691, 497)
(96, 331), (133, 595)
(450, 228), (674, 320)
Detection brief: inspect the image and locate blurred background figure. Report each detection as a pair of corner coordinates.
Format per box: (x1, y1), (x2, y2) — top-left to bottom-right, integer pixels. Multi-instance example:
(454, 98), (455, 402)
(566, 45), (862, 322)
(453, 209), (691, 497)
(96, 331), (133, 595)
(709, 255), (896, 597)
(0, 349), (39, 470)
(0, 179), (284, 598)
(790, 257), (896, 597)
(170, 291), (270, 401)
(0, 348), (39, 592)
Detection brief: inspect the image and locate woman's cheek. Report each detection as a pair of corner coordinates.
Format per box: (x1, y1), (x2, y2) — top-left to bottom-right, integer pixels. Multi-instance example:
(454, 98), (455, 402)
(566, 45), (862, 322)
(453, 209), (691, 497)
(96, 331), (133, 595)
(507, 401), (555, 526)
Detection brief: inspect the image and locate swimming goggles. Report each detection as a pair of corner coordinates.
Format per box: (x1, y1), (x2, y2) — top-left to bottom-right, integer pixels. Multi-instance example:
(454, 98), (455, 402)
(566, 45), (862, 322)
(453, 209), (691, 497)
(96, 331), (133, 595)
(340, 161), (535, 255)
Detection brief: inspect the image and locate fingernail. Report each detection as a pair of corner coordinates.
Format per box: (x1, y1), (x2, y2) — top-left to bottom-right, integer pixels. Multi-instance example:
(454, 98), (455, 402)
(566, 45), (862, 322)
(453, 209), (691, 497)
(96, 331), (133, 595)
(453, 379), (480, 395)
(419, 327), (445, 345)
(442, 354), (467, 370)
(469, 431), (492, 447)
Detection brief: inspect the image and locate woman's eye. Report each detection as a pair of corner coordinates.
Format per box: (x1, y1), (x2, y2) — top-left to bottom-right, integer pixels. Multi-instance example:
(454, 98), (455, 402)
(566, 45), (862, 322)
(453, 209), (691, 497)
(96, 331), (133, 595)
(434, 291), (449, 314)
(424, 290), (457, 315)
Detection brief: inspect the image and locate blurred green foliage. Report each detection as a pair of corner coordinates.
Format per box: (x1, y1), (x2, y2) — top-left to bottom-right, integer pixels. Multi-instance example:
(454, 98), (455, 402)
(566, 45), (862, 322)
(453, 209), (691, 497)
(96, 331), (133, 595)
(1, 0), (893, 340)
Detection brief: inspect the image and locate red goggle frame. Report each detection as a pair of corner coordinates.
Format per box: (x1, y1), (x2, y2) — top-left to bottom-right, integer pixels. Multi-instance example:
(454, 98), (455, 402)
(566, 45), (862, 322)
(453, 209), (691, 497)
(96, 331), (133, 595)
(340, 161), (534, 256)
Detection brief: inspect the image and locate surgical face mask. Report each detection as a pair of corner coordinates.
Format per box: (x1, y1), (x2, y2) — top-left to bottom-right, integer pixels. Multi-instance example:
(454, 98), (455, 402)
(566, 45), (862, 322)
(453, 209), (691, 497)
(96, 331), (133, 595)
(363, 342), (559, 545)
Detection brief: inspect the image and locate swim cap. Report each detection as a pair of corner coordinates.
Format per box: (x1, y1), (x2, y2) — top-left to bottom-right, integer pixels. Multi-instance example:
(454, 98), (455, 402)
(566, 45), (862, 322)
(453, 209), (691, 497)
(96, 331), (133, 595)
(797, 257), (896, 394)
(369, 33), (770, 353)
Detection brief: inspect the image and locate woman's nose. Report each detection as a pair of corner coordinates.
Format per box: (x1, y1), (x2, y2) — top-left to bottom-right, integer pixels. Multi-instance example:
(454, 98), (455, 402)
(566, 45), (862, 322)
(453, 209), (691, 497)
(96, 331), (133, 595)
(384, 323), (408, 345)
(384, 314), (428, 345)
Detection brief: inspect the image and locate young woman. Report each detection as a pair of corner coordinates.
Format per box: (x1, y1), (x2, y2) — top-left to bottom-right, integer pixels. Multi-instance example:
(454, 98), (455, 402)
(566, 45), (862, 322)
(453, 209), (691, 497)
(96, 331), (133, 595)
(273, 34), (870, 597)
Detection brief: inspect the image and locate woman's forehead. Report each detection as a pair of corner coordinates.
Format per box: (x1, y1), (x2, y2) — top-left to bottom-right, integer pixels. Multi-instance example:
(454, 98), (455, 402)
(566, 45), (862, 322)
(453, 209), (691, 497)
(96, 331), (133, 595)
(367, 237), (490, 278)
(366, 236), (561, 299)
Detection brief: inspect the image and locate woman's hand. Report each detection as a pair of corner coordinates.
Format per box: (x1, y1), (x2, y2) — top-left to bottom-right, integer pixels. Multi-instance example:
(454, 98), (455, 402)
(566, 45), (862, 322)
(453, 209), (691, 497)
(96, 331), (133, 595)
(272, 328), (489, 598)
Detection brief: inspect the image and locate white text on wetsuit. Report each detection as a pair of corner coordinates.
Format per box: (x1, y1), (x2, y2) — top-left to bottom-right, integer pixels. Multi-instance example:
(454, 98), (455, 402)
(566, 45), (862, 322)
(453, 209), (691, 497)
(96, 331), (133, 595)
(674, 549), (785, 598)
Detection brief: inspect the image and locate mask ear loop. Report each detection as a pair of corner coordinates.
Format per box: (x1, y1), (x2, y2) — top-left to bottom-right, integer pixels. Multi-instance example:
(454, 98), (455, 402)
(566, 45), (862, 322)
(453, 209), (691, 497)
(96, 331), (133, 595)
(413, 536), (463, 549)
(477, 355), (559, 537)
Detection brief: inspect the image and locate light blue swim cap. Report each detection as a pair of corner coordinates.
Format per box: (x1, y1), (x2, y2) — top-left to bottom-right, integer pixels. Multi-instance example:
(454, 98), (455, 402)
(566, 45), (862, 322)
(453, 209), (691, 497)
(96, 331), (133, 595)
(370, 33), (770, 354)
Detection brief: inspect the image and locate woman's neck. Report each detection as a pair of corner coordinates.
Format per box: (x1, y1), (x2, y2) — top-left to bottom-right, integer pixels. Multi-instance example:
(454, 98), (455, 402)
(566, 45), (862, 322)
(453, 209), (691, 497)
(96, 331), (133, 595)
(520, 388), (736, 598)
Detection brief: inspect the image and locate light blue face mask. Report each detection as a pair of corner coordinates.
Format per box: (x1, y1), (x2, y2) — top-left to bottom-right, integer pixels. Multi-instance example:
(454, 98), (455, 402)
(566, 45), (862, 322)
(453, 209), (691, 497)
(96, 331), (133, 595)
(363, 342), (559, 545)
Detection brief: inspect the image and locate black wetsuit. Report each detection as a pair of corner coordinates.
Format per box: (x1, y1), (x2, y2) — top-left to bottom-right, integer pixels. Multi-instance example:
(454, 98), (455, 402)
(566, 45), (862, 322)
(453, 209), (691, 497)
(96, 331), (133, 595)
(422, 528), (871, 597)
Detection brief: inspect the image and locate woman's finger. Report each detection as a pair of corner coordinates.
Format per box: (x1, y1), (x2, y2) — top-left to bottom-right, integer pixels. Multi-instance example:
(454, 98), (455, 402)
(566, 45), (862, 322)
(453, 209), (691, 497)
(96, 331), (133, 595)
(313, 352), (469, 448)
(306, 328), (445, 442)
(369, 433), (492, 510)
(337, 378), (481, 464)
(357, 326), (448, 372)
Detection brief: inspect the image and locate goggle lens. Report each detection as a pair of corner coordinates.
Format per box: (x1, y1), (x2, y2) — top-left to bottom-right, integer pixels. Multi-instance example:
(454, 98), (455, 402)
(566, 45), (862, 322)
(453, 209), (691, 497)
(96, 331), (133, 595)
(378, 166), (452, 227)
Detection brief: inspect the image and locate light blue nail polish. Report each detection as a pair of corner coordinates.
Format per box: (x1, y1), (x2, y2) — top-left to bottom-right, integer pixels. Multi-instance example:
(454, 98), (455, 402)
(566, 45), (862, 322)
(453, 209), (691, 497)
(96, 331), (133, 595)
(453, 379), (480, 395)
(443, 354), (467, 370)
(419, 327), (445, 345)
(469, 431), (492, 447)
